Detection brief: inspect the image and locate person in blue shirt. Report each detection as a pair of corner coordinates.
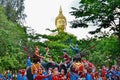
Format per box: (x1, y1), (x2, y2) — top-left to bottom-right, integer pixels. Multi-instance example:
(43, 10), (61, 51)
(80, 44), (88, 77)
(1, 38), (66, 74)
(117, 70), (120, 76)
(111, 68), (117, 79)
(17, 71), (22, 80)
(42, 68), (49, 80)
(7, 70), (12, 80)
(106, 71), (113, 80)
(70, 44), (80, 54)
(22, 75), (27, 80)
(2, 77), (7, 80)
(70, 72), (80, 80)
(117, 70), (120, 80)
(47, 68), (52, 80)
(85, 68), (93, 80)
(21, 69), (27, 80)
(0, 73), (7, 80)
(86, 73), (92, 80)
(48, 74), (52, 80)
(116, 68), (120, 80)
(26, 56), (32, 69)
(33, 70), (37, 80)
(0, 74), (3, 80)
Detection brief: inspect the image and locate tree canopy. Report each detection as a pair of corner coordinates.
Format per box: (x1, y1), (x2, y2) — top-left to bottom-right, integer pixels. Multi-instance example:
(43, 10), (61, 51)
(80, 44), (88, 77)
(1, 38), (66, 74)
(0, 5), (27, 72)
(0, 0), (26, 24)
(70, 0), (120, 50)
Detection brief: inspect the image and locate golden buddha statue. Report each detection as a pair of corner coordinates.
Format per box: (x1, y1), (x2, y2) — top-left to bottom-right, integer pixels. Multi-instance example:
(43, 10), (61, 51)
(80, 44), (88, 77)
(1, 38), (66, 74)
(55, 6), (67, 32)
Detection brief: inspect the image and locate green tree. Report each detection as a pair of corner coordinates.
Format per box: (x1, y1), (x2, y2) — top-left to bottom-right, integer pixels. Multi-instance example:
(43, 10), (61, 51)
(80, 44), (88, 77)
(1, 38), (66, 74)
(0, 5), (28, 71)
(87, 35), (119, 67)
(37, 32), (78, 62)
(0, 0), (26, 24)
(70, 0), (120, 51)
(39, 31), (119, 67)
(0, 6), (27, 55)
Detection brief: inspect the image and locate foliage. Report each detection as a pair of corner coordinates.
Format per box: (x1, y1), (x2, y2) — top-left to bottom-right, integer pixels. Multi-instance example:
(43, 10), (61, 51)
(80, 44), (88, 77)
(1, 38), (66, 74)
(34, 31), (118, 68)
(27, 30), (119, 67)
(36, 32), (77, 62)
(0, 6), (27, 56)
(0, 5), (27, 72)
(87, 35), (119, 67)
(0, 0), (26, 24)
(0, 52), (26, 72)
(70, 0), (120, 50)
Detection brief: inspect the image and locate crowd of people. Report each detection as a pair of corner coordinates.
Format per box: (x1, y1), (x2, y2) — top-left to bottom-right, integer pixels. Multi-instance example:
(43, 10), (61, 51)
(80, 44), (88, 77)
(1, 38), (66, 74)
(0, 46), (120, 80)
(0, 64), (120, 80)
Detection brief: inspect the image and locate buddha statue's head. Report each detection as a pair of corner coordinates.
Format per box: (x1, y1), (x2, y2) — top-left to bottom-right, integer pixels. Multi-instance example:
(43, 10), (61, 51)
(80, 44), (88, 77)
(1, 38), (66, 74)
(55, 6), (67, 32)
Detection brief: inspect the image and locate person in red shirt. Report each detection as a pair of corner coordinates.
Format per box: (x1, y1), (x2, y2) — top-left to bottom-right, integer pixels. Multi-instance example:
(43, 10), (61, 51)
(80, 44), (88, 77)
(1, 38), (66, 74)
(72, 61), (84, 74)
(71, 54), (84, 75)
(80, 71), (86, 79)
(34, 46), (43, 58)
(94, 71), (99, 79)
(66, 72), (71, 80)
(66, 68), (71, 80)
(34, 68), (50, 80)
(58, 69), (66, 80)
(91, 72), (95, 79)
(82, 59), (96, 72)
(52, 75), (59, 80)
(101, 66), (107, 80)
(32, 46), (44, 63)
(52, 67), (60, 80)
(60, 49), (70, 67)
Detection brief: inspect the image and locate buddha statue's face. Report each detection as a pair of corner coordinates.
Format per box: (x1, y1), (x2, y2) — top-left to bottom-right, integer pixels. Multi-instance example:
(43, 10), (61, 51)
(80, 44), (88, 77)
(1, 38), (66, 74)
(56, 18), (66, 32)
